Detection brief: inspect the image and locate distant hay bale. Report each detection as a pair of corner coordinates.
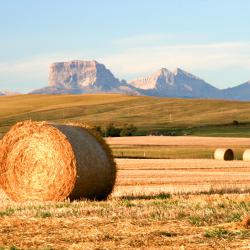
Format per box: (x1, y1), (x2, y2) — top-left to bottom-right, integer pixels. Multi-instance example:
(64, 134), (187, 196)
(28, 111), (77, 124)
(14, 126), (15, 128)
(214, 148), (234, 161)
(242, 215), (250, 228)
(243, 149), (250, 161)
(0, 121), (116, 202)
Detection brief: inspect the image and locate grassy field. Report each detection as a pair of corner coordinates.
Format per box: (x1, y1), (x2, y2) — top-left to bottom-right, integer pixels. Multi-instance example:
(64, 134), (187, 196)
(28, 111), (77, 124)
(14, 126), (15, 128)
(1, 158), (250, 249)
(1, 94), (250, 137)
(108, 136), (250, 159)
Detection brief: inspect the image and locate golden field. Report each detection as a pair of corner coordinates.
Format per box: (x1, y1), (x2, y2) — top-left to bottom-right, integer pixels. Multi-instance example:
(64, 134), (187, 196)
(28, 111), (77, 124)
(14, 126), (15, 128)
(1, 156), (250, 249)
(1, 93), (250, 249)
(108, 136), (250, 159)
(2, 94), (250, 137)
(115, 159), (250, 195)
(106, 136), (250, 147)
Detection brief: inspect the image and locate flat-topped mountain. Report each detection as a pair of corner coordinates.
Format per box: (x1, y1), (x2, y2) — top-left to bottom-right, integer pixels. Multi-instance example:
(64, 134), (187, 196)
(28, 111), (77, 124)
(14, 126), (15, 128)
(130, 68), (222, 98)
(49, 60), (122, 89)
(29, 60), (250, 101)
(31, 60), (139, 95)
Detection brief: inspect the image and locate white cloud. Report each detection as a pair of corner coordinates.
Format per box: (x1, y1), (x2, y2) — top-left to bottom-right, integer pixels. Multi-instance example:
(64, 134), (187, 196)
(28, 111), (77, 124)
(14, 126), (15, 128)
(0, 52), (94, 91)
(0, 39), (250, 91)
(101, 41), (250, 80)
(114, 34), (175, 46)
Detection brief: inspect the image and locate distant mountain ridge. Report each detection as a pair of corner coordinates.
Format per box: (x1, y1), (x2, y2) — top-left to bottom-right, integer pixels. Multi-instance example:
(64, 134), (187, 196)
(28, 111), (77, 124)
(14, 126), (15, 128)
(222, 81), (250, 101)
(129, 68), (222, 99)
(26, 60), (250, 101)
(0, 91), (20, 96)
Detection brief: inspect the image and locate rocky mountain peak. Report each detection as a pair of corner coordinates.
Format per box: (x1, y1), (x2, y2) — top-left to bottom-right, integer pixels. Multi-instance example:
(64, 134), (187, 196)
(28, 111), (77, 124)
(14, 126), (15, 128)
(49, 60), (122, 89)
(129, 68), (173, 90)
(31, 60), (140, 95)
(173, 67), (201, 80)
(130, 66), (221, 98)
(28, 60), (250, 101)
(157, 68), (171, 75)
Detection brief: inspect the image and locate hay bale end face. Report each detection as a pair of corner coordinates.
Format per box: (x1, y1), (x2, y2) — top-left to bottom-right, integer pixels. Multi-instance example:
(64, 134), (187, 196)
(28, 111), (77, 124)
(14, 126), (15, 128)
(243, 149), (250, 161)
(0, 121), (116, 202)
(214, 148), (234, 161)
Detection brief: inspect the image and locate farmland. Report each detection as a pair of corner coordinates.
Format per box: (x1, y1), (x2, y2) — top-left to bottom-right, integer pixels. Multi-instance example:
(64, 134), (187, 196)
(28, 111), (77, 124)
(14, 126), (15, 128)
(1, 94), (250, 137)
(1, 94), (250, 249)
(0, 157), (250, 249)
(108, 136), (250, 159)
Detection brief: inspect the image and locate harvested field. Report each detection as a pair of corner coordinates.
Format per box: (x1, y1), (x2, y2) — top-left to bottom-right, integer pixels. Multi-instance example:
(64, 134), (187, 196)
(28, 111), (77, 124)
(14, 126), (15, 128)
(106, 136), (250, 147)
(108, 136), (250, 159)
(114, 158), (250, 196)
(0, 158), (250, 249)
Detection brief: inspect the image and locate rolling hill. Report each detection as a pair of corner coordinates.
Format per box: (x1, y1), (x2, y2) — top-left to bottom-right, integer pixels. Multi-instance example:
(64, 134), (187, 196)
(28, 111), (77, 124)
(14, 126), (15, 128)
(1, 94), (250, 137)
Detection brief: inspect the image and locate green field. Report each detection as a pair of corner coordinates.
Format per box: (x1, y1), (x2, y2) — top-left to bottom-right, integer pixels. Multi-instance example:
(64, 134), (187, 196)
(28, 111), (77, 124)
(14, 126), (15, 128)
(1, 93), (250, 137)
(111, 145), (246, 159)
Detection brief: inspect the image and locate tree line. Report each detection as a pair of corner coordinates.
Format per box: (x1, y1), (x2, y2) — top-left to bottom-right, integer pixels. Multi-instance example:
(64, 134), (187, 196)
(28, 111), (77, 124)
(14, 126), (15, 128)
(94, 123), (137, 137)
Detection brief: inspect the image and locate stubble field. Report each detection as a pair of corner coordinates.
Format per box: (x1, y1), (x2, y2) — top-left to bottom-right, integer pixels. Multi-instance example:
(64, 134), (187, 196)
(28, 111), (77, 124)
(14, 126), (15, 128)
(1, 134), (250, 249)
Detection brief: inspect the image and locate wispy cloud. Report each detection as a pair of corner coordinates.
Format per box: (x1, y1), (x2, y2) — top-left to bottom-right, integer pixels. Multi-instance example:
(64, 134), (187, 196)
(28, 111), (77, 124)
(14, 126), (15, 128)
(114, 34), (175, 46)
(0, 52), (94, 92)
(101, 41), (250, 81)
(1, 38), (250, 92)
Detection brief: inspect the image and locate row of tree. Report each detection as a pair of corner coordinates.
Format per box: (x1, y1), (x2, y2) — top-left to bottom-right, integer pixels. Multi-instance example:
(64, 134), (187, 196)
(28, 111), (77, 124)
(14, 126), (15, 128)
(94, 123), (137, 137)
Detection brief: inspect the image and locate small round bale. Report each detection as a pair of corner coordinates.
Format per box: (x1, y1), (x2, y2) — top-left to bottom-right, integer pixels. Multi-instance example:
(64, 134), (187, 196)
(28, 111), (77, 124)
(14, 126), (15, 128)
(214, 148), (234, 161)
(243, 149), (250, 161)
(0, 121), (116, 202)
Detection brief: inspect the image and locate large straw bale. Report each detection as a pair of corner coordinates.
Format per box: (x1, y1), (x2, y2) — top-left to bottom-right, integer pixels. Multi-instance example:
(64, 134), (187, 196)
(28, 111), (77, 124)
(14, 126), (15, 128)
(243, 149), (250, 161)
(0, 121), (116, 201)
(214, 148), (234, 161)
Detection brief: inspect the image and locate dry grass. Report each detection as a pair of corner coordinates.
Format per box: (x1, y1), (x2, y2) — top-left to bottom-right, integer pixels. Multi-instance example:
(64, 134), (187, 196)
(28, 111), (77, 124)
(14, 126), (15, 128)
(114, 159), (250, 196)
(2, 94), (250, 137)
(106, 136), (250, 147)
(0, 193), (250, 249)
(0, 158), (250, 249)
(108, 136), (250, 159)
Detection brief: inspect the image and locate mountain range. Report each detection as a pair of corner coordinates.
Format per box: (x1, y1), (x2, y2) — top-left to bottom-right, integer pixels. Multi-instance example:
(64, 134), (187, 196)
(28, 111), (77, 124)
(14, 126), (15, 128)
(2, 60), (250, 101)
(0, 90), (19, 96)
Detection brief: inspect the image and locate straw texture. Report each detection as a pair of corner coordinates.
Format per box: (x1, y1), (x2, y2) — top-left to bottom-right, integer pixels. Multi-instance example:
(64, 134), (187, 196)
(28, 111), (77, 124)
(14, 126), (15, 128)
(214, 148), (234, 161)
(0, 121), (116, 201)
(243, 149), (250, 162)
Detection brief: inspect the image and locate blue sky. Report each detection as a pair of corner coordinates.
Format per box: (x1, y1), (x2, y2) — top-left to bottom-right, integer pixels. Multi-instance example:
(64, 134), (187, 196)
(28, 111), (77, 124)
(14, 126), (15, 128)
(0, 0), (250, 92)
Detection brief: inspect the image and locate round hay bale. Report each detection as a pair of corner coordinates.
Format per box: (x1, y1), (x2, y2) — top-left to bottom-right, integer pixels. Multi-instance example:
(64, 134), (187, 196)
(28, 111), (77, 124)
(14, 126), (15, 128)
(0, 121), (116, 202)
(214, 148), (234, 161)
(243, 149), (250, 161)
